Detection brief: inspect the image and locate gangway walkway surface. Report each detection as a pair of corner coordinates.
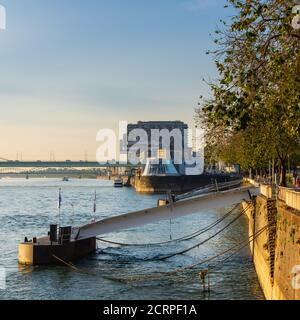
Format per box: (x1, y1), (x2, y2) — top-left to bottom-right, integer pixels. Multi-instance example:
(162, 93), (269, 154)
(72, 185), (258, 241)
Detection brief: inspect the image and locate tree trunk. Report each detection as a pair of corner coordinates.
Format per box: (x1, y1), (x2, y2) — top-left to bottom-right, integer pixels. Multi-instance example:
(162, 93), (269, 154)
(272, 158), (275, 184)
(279, 158), (287, 187)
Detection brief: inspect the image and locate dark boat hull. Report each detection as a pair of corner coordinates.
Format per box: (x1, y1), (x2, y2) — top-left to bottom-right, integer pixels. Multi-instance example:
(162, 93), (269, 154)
(132, 174), (241, 193)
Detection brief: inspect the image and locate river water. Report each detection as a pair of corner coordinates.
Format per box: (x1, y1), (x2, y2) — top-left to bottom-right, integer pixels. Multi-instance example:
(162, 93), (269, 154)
(0, 178), (264, 300)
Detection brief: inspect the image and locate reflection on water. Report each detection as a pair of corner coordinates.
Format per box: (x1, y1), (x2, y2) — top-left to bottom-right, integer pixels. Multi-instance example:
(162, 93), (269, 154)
(0, 178), (264, 300)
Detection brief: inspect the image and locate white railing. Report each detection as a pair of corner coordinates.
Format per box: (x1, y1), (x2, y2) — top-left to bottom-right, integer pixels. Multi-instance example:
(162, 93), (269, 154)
(280, 188), (300, 212)
(243, 177), (261, 187)
(175, 179), (242, 201)
(260, 184), (273, 198)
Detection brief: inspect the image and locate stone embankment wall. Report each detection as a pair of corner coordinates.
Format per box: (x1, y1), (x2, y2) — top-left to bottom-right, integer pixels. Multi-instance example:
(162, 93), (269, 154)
(242, 188), (300, 300)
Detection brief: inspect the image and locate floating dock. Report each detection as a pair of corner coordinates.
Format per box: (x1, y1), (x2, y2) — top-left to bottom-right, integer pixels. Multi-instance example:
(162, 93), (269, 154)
(18, 237), (96, 265)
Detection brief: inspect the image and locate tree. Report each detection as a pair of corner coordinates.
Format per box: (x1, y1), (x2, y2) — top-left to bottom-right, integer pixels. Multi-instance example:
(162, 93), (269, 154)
(196, 0), (300, 186)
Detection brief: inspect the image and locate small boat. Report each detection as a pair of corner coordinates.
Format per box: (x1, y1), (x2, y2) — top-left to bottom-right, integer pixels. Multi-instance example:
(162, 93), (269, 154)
(62, 177), (69, 182)
(113, 177), (123, 187)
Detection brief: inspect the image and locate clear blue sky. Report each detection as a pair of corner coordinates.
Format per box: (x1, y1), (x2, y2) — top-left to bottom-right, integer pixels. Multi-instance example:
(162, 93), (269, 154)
(0, 0), (230, 160)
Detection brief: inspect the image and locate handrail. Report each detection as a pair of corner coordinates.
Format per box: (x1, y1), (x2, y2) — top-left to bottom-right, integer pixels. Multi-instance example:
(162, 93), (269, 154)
(277, 187), (300, 211)
(175, 179), (242, 201)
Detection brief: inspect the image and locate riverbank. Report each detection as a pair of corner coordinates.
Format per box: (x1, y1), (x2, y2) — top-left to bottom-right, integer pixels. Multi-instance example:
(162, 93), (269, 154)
(242, 183), (300, 300)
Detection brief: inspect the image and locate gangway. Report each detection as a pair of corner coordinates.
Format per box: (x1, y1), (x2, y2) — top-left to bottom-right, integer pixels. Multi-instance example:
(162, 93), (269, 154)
(18, 185), (258, 265)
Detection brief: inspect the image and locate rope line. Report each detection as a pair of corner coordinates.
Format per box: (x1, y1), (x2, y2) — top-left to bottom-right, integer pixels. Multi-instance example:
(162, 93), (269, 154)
(188, 223), (270, 271)
(50, 202), (262, 287)
(51, 253), (96, 276)
(49, 203), (270, 289)
(52, 254), (78, 271)
(103, 222), (271, 283)
(96, 203), (241, 247)
(151, 204), (250, 261)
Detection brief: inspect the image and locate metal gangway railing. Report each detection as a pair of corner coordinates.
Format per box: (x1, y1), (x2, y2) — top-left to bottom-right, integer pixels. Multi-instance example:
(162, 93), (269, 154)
(175, 179), (243, 202)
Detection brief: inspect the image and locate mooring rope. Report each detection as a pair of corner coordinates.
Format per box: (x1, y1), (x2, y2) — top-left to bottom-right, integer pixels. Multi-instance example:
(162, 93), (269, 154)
(96, 203), (241, 247)
(50, 203), (270, 289)
(102, 222), (271, 283)
(150, 205), (249, 261)
(51, 202), (260, 286)
(51, 253), (96, 276)
(187, 223), (270, 271)
(96, 204), (250, 262)
(52, 254), (79, 271)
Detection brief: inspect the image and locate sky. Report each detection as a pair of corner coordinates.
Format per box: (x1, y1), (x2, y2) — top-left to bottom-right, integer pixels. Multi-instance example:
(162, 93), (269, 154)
(0, 0), (230, 160)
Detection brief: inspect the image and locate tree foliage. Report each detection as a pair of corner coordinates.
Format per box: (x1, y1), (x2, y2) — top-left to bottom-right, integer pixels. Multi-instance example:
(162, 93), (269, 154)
(196, 0), (300, 186)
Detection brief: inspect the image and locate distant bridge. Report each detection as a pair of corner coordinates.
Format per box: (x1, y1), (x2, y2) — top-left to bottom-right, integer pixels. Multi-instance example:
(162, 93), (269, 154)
(0, 160), (140, 168)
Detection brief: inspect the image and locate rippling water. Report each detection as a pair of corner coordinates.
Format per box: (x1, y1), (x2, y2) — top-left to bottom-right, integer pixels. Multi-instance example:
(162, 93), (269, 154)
(0, 178), (264, 300)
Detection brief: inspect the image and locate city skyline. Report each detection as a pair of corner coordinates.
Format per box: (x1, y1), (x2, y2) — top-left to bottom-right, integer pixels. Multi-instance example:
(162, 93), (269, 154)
(0, 0), (230, 160)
